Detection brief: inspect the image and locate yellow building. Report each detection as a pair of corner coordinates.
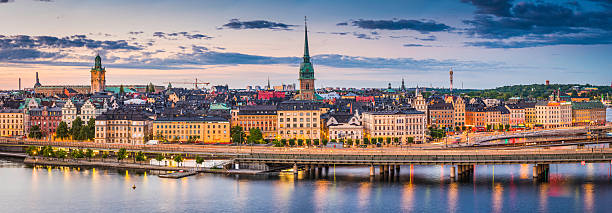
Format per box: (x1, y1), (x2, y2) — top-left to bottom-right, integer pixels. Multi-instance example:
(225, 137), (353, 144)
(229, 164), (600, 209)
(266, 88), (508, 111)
(153, 116), (230, 143)
(277, 100), (322, 140)
(571, 101), (606, 125)
(0, 109), (25, 137)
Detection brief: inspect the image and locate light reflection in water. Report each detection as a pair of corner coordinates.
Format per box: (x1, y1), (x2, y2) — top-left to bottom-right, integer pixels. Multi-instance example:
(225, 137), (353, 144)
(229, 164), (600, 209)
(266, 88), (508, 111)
(492, 183), (504, 213)
(519, 164), (529, 179)
(401, 183), (414, 211)
(538, 183), (549, 212)
(448, 182), (458, 213)
(314, 181), (330, 213)
(583, 183), (594, 213)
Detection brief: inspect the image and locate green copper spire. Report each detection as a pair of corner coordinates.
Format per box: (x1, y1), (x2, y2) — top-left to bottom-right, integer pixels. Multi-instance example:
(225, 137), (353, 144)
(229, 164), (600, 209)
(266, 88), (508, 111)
(94, 54), (102, 69)
(303, 16), (310, 60)
(299, 16), (314, 80)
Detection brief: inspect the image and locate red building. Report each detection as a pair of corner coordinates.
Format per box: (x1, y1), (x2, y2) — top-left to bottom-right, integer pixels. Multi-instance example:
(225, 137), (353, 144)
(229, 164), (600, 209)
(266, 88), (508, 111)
(356, 96), (374, 102)
(257, 91), (285, 100)
(28, 106), (62, 137)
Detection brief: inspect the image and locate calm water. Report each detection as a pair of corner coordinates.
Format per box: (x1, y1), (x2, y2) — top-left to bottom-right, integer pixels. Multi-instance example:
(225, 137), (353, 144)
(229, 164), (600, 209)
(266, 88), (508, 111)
(1, 158), (611, 213)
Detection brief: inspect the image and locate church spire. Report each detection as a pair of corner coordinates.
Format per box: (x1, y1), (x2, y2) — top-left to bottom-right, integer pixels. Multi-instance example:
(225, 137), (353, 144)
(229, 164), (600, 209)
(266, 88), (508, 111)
(303, 16), (310, 61)
(94, 54), (102, 69)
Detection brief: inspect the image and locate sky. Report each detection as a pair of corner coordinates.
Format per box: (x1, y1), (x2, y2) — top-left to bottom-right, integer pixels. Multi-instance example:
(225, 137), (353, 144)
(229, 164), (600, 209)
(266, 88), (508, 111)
(0, 0), (611, 90)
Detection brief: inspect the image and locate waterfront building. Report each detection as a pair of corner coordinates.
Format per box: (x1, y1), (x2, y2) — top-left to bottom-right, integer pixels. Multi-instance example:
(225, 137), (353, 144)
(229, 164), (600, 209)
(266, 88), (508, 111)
(412, 87), (427, 116)
(484, 106), (503, 128)
(28, 106), (62, 137)
(445, 96), (466, 128)
(297, 19), (315, 101)
(230, 105), (277, 140)
(277, 100), (322, 140)
(327, 112), (363, 140)
(465, 104), (486, 127)
(61, 99), (104, 127)
(94, 109), (150, 145)
(362, 109), (426, 144)
(571, 101), (606, 125)
(0, 109), (25, 137)
(505, 104), (526, 126)
(428, 102), (454, 129)
(535, 101), (572, 128)
(153, 116), (230, 143)
(521, 102), (537, 127)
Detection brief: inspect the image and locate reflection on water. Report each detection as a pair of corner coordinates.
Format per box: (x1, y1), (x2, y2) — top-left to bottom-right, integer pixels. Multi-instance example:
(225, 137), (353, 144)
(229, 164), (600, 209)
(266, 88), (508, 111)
(1, 158), (612, 212)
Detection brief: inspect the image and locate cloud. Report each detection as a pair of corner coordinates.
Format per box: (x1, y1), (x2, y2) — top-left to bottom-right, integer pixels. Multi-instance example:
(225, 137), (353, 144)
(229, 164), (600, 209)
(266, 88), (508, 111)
(341, 19), (452, 33)
(152, 31), (211, 40)
(352, 32), (380, 40)
(462, 0), (612, 48)
(129, 31), (144, 35)
(403, 44), (425, 47)
(0, 48), (63, 61)
(221, 19), (295, 30)
(0, 34), (142, 50)
(1, 0), (51, 3)
(416, 35), (437, 41)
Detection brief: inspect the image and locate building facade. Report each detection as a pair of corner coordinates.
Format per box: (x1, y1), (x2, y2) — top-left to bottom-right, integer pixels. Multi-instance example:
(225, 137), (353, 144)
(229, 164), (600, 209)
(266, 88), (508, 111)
(94, 109), (150, 145)
(571, 101), (606, 125)
(277, 100), (321, 140)
(231, 105), (277, 140)
(28, 106), (62, 137)
(428, 102), (454, 128)
(362, 110), (427, 144)
(0, 109), (25, 137)
(327, 113), (363, 140)
(153, 116), (230, 143)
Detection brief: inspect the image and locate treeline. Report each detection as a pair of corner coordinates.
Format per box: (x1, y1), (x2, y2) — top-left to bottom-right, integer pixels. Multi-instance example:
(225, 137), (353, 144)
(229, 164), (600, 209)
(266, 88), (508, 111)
(460, 84), (611, 100)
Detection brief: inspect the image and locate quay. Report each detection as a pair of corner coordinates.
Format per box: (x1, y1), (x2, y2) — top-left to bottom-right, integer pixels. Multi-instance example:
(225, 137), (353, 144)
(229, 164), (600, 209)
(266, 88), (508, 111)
(159, 171), (197, 179)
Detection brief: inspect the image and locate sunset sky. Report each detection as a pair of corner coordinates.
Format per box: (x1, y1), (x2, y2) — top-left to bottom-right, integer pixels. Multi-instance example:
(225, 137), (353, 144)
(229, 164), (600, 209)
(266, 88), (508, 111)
(0, 0), (611, 90)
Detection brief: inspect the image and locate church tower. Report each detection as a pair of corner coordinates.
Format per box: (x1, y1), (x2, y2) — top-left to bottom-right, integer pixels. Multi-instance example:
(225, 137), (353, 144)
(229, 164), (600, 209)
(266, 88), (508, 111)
(90, 54), (106, 94)
(298, 17), (315, 100)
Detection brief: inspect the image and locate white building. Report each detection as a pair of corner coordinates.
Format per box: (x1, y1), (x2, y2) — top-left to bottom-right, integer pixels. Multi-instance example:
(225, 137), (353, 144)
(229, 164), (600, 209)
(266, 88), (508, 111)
(362, 109), (427, 144)
(327, 113), (363, 140)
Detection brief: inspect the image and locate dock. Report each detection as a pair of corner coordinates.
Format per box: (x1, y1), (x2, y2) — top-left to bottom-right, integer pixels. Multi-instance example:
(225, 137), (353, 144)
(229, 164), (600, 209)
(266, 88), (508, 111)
(158, 170), (198, 179)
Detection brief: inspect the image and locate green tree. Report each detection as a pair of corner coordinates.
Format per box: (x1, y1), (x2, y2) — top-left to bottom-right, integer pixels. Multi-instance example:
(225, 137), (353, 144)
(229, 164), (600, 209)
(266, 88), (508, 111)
(297, 139), (303, 146)
(230, 126), (245, 144)
(386, 137), (391, 145)
(87, 118), (96, 140)
(406, 137), (414, 144)
(55, 149), (67, 161)
(28, 125), (43, 139)
(247, 128), (263, 144)
(313, 139), (320, 146)
(305, 139), (312, 146)
(195, 155), (204, 169)
(363, 138), (370, 145)
(393, 137), (399, 145)
(70, 117), (84, 140)
(346, 138), (353, 147)
(280, 139), (287, 147)
(101, 152), (109, 162)
(322, 139), (328, 146)
(505, 124), (510, 130)
(135, 151), (146, 164)
(25, 145), (38, 156)
(78, 127), (89, 141)
(355, 139), (360, 146)
(288, 139), (296, 146)
(55, 121), (70, 139)
(155, 154), (165, 166)
(117, 148), (127, 162)
(486, 124), (492, 131)
(173, 155), (184, 167)
(85, 148), (94, 161)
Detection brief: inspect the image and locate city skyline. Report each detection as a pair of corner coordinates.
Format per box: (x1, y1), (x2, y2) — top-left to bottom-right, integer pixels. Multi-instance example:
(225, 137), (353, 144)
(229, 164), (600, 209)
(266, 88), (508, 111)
(1, 0), (611, 90)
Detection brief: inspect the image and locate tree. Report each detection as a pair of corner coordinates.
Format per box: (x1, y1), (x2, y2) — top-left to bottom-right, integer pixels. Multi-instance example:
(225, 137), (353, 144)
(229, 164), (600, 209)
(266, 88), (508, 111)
(85, 148), (94, 161)
(305, 139), (312, 146)
(155, 154), (164, 166)
(28, 125), (43, 139)
(386, 137), (391, 145)
(330, 139), (337, 143)
(117, 148), (127, 162)
(505, 124), (510, 130)
(297, 139), (303, 146)
(147, 82), (156, 93)
(289, 139), (296, 146)
(70, 117), (83, 140)
(461, 126), (467, 132)
(313, 139), (320, 146)
(230, 126), (245, 144)
(78, 127), (89, 141)
(364, 138), (370, 145)
(195, 156), (204, 169)
(322, 139), (328, 146)
(173, 155), (184, 167)
(101, 152), (109, 162)
(393, 137), (399, 145)
(87, 118), (96, 140)
(135, 151), (146, 164)
(247, 128), (263, 144)
(25, 145), (38, 156)
(55, 121), (70, 139)
(41, 146), (54, 158)
(70, 149), (83, 159)
(486, 124), (492, 131)
(455, 126), (460, 132)
(55, 149), (67, 161)
(406, 137), (414, 144)
(280, 139), (287, 147)
(355, 139), (360, 146)
(346, 138), (353, 147)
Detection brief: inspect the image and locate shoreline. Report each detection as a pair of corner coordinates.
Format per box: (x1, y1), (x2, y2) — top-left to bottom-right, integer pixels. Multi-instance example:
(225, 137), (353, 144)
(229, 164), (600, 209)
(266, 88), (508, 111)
(21, 157), (271, 175)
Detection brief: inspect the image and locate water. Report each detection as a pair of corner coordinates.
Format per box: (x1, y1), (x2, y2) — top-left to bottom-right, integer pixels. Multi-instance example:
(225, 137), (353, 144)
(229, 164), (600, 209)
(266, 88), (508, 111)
(607, 108), (611, 122)
(1, 158), (611, 212)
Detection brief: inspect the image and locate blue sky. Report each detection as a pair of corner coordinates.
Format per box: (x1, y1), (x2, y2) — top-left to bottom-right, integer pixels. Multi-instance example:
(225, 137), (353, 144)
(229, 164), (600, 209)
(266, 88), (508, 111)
(0, 0), (611, 89)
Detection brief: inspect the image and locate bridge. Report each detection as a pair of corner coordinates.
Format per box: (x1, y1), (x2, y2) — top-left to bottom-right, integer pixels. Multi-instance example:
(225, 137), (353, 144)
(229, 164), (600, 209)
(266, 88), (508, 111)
(2, 137), (612, 180)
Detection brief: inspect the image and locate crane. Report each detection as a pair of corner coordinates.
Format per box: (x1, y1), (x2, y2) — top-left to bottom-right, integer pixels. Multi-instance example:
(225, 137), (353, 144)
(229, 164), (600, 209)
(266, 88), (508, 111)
(165, 78), (210, 89)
